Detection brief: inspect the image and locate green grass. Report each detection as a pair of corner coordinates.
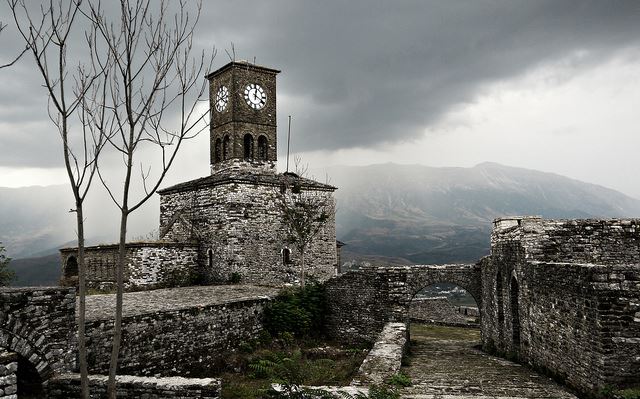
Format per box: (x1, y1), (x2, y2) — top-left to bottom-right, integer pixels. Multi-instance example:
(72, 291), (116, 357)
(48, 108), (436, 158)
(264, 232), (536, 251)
(409, 323), (480, 341)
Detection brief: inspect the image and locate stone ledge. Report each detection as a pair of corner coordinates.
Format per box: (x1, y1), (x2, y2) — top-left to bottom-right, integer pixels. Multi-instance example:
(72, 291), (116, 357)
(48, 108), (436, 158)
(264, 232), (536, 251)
(352, 322), (407, 386)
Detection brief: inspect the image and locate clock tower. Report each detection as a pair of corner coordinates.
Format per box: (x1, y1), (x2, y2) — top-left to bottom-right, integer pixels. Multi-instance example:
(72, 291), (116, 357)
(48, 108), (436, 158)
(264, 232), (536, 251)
(206, 61), (280, 173)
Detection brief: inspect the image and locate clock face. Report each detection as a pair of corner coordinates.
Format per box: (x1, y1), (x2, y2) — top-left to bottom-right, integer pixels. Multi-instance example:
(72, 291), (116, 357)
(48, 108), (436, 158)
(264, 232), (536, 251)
(244, 83), (267, 110)
(215, 85), (229, 112)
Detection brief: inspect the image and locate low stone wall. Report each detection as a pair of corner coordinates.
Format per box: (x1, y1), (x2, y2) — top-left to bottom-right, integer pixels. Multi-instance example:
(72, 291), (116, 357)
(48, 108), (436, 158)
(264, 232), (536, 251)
(0, 350), (17, 398)
(457, 305), (480, 317)
(46, 373), (220, 398)
(85, 286), (277, 376)
(410, 297), (471, 326)
(352, 322), (407, 386)
(60, 242), (199, 291)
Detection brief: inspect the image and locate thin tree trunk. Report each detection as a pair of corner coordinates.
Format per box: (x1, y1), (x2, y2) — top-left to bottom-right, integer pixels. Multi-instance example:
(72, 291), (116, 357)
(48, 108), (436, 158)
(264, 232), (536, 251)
(76, 203), (89, 398)
(300, 248), (305, 288)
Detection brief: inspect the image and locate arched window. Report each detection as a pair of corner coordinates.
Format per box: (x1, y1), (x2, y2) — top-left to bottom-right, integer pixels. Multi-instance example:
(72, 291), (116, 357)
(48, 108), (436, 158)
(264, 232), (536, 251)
(214, 138), (222, 163)
(282, 247), (292, 264)
(243, 134), (254, 159)
(208, 249), (213, 269)
(65, 256), (78, 278)
(222, 135), (230, 160)
(510, 276), (521, 348)
(257, 135), (268, 161)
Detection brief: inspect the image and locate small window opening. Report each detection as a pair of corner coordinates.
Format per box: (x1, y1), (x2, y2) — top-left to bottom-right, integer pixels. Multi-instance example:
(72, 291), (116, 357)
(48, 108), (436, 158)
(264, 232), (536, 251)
(208, 249), (213, 269)
(244, 134), (254, 159)
(257, 136), (268, 161)
(223, 135), (230, 160)
(214, 138), (222, 163)
(282, 248), (292, 264)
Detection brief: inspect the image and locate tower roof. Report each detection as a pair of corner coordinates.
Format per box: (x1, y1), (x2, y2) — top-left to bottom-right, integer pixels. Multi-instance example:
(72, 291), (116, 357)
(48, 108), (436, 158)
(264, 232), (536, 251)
(205, 61), (281, 80)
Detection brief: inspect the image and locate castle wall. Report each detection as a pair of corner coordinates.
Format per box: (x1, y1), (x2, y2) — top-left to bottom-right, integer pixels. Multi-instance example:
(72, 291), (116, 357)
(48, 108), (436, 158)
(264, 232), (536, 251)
(159, 179), (337, 286)
(410, 297), (473, 326)
(46, 374), (221, 398)
(85, 295), (271, 376)
(0, 350), (17, 398)
(60, 242), (199, 291)
(0, 287), (76, 382)
(482, 218), (640, 394)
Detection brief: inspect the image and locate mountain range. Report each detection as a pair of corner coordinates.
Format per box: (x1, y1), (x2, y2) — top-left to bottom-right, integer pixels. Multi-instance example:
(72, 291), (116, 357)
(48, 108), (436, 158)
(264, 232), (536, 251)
(3, 162), (640, 285)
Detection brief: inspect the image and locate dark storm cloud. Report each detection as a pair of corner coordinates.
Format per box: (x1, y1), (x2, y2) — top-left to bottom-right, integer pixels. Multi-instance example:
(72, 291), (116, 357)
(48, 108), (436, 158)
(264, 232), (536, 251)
(1, 0), (640, 167)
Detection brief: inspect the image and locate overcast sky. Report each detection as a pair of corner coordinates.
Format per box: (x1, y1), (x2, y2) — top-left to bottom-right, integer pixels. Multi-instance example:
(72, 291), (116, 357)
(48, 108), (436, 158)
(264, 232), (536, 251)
(1, 1), (640, 199)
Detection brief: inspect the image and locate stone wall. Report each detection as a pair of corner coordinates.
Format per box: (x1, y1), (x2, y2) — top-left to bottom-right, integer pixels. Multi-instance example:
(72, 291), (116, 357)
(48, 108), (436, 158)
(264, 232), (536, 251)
(410, 297), (473, 326)
(325, 268), (391, 345)
(0, 287), (75, 382)
(85, 294), (271, 376)
(351, 322), (407, 386)
(60, 242), (199, 291)
(46, 373), (221, 398)
(0, 350), (17, 398)
(482, 217), (640, 394)
(159, 174), (337, 286)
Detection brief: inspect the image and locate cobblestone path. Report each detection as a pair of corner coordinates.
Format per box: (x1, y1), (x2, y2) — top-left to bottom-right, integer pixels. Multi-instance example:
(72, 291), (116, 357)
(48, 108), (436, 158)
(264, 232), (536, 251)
(399, 324), (577, 399)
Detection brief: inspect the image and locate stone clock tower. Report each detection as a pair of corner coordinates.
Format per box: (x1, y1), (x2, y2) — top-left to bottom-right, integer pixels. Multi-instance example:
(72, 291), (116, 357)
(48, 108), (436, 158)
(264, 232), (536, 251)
(206, 61), (280, 173)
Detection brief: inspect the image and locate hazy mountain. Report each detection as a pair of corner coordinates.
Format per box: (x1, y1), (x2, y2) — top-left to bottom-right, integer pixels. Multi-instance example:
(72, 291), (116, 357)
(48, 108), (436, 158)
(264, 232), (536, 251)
(328, 162), (640, 265)
(4, 162), (640, 285)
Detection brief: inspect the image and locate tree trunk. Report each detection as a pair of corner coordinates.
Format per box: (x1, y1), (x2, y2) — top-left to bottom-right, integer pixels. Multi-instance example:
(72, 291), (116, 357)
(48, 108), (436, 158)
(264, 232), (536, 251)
(300, 248), (305, 288)
(76, 203), (89, 399)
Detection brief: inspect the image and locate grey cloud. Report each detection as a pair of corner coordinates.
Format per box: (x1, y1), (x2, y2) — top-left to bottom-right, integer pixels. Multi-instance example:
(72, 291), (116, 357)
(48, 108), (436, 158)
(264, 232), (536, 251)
(1, 0), (640, 168)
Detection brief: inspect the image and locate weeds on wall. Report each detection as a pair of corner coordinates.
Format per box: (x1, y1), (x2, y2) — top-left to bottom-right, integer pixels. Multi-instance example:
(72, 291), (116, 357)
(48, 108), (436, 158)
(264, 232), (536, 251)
(264, 282), (327, 338)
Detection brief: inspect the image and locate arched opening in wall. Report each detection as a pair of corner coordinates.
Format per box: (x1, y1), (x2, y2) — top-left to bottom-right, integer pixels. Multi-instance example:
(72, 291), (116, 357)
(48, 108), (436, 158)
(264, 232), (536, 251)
(411, 283), (480, 327)
(496, 271), (504, 338)
(243, 134), (254, 159)
(12, 353), (45, 398)
(64, 256), (78, 278)
(214, 138), (222, 163)
(510, 276), (521, 349)
(222, 135), (230, 160)
(282, 247), (292, 264)
(208, 249), (213, 269)
(257, 135), (268, 160)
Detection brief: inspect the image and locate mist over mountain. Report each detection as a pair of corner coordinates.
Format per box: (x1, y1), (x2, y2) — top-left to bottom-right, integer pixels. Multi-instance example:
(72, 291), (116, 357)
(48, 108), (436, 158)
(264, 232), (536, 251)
(3, 162), (640, 285)
(328, 162), (640, 265)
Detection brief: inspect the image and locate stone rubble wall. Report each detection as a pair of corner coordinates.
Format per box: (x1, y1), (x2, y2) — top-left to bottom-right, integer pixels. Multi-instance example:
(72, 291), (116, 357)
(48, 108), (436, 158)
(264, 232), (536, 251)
(410, 297), (472, 326)
(159, 180), (337, 286)
(85, 296), (270, 376)
(0, 350), (17, 399)
(325, 268), (391, 345)
(457, 305), (480, 317)
(46, 373), (220, 398)
(60, 242), (199, 292)
(0, 287), (76, 382)
(351, 322), (407, 386)
(483, 217), (640, 394)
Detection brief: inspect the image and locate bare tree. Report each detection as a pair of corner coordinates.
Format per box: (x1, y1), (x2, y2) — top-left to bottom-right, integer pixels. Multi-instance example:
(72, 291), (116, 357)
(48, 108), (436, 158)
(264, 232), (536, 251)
(9, 1), (111, 397)
(83, 1), (213, 396)
(278, 161), (334, 287)
(0, 20), (28, 68)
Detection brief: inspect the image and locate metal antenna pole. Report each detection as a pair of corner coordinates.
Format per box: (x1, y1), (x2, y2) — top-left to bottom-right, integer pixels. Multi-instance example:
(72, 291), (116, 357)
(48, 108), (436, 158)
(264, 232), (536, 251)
(286, 115), (292, 173)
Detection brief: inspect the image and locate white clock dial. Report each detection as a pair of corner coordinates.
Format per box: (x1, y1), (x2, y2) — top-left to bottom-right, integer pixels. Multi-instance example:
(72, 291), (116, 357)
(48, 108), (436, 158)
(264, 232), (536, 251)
(244, 83), (267, 110)
(215, 85), (229, 112)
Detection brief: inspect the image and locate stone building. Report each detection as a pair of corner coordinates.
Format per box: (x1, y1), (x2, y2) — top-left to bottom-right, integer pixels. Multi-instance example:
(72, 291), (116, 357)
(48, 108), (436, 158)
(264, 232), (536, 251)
(61, 61), (338, 290)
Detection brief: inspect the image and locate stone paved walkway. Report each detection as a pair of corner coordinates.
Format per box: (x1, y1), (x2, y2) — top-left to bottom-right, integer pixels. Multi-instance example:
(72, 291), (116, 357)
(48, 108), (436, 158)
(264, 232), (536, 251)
(84, 284), (281, 321)
(399, 324), (577, 399)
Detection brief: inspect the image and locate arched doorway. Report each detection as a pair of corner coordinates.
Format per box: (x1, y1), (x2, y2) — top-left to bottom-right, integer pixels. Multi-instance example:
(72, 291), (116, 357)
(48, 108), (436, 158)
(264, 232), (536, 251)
(64, 256), (78, 278)
(510, 276), (521, 349)
(17, 353), (45, 398)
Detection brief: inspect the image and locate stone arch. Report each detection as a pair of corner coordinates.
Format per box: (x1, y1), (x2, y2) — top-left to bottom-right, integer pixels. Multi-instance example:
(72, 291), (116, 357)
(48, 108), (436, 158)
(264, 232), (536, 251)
(64, 255), (78, 278)
(282, 247), (292, 264)
(257, 135), (268, 161)
(243, 133), (254, 159)
(407, 266), (483, 313)
(0, 328), (54, 383)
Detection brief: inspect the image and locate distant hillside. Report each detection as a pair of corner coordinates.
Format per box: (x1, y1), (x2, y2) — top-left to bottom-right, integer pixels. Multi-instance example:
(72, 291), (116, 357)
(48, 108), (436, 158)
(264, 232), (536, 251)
(329, 162), (640, 265)
(4, 162), (640, 285)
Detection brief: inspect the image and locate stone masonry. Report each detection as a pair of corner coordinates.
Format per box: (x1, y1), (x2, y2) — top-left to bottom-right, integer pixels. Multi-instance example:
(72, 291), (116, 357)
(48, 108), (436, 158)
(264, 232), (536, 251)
(0, 350), (17, 399)
(481, 217), (640, 395)
(60, 242), (199, 291)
